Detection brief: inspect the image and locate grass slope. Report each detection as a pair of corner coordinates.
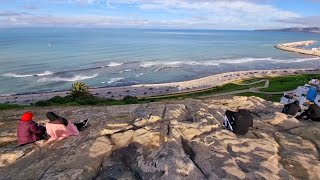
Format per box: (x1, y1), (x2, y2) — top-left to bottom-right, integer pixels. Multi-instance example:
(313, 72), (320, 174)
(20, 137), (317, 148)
(261, 74), (320, 92)
(142, 81), (266, 100)
(237, 92), (283, 102)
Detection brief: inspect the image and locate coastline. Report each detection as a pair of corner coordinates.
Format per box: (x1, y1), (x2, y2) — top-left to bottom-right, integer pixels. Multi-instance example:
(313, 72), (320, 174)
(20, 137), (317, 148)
(1, 68), (320, 104)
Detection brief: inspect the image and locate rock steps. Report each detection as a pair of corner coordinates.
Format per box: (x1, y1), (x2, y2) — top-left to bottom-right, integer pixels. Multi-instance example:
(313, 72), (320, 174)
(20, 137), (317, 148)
(0, 96), (320, 179)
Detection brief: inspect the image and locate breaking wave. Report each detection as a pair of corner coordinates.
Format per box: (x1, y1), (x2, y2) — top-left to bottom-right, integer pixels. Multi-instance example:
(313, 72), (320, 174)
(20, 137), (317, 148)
(106, 62), (123, 67)
(145, 31), (215, 35)
(3, 71), (53, 78)
(119, 69), (132, 73)
(107, 77), (125, 84)
(136, 73), (144, 77)
(154, 66), (181, 72)
(282, 57), (320, 63)
(139, 57), (320, 68)
(37, 74), (98, 82)
(140, 61), (190, 68)
(139, 58), (271, 67)
(54, 62), (125, 74)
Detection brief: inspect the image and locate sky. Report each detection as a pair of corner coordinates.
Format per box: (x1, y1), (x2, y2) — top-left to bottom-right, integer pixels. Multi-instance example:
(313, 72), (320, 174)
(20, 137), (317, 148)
(0, 0), (320, 30)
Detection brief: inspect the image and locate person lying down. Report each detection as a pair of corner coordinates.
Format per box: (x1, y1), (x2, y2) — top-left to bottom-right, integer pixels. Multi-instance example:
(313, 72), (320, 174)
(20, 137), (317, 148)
(45, 112), (89, 142)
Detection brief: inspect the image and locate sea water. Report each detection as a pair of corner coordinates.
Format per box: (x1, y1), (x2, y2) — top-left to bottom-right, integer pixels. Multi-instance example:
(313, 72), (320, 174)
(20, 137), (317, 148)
(0, 28), (320, 94)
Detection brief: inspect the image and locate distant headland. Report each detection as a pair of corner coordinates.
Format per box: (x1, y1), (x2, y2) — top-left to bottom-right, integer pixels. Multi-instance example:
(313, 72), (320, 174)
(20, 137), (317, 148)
(256, 27), (320, 34)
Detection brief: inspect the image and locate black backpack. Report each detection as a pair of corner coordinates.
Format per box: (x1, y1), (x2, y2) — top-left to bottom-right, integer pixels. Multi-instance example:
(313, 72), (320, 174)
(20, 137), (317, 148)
(224, 109), (253, 135)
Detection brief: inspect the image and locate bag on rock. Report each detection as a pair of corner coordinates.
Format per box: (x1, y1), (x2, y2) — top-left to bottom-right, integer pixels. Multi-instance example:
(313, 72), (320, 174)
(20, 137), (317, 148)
(223, 109), (253, 135)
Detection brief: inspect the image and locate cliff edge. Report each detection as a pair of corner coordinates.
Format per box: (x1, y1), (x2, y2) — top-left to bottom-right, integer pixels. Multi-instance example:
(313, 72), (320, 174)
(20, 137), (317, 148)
(0, 96), (320, 180)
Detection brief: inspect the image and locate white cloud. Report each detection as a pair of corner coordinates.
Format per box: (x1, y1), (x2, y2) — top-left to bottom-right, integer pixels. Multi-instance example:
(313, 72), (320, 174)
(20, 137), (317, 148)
(0, 0), (307, 29)
(110, 0), (298, 18)
(278, 16), (320, 27)
(106, 0), (301, 29)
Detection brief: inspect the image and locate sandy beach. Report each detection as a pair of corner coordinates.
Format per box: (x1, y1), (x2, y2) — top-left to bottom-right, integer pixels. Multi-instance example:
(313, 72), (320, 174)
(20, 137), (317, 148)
(1, 68), (320, 104)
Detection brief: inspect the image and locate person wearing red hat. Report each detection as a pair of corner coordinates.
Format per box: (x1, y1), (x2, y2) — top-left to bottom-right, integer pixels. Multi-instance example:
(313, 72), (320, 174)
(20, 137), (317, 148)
(17, 112), (46, 146)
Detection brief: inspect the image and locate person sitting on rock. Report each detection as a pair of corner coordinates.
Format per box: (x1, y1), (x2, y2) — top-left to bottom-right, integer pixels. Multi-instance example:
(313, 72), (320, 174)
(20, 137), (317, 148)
(297, 101), (320, 121)
(45, 112), (89, 141)
(17, 112), (46, 146)
(282, 100), (301, 116)
(223, 107), (253, 135)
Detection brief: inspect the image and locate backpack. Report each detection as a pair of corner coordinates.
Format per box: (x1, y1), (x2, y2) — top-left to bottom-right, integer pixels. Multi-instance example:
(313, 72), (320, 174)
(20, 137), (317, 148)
(223, 109), (253, 135)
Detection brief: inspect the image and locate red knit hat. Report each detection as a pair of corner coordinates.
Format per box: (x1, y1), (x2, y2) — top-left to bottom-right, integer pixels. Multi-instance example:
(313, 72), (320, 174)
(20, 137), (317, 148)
(21, 112), (33, 121)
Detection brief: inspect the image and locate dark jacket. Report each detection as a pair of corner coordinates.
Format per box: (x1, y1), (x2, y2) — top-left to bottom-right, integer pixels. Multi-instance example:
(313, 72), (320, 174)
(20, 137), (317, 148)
(307, 104), (320, 120)
(284, 102), (301, 116)
(17, 121), (45, 146)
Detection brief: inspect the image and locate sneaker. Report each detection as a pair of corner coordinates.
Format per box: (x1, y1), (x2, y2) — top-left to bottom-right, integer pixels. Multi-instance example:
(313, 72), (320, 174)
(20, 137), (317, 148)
(82, 119), (89, 128)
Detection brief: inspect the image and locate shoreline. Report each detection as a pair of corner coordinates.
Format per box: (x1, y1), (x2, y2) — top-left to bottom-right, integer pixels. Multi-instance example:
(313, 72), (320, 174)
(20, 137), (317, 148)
(1, 68), (320, 104)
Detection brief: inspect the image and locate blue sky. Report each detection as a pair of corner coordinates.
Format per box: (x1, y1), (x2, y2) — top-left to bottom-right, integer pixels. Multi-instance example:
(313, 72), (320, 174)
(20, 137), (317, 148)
(0, 0), (320, 29)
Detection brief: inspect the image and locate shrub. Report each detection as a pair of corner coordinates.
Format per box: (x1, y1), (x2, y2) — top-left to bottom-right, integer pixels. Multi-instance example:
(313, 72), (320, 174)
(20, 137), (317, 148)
(75, 99), (88, 105)
(71, 82), (91, 99)
(35, 100), (52, 106)
(122, 96), (139, 104)
(0, 103), (22, 110)
(49, 96), (71, 104)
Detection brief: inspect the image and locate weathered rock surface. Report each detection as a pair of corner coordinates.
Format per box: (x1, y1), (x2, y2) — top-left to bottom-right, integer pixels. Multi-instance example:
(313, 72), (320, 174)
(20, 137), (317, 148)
(0, 96), (320, 180)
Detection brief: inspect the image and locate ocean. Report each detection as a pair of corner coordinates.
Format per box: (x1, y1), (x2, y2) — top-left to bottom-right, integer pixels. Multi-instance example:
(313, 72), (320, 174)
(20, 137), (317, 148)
(0, 28), (320, 94)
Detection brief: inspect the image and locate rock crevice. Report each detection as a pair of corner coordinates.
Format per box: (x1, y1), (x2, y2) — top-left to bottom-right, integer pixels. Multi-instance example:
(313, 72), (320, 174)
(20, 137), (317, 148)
(1, 96), (320, 179)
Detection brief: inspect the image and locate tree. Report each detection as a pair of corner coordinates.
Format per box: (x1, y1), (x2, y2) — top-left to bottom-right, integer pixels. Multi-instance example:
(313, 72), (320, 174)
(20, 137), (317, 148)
(71, 82), (90, 98)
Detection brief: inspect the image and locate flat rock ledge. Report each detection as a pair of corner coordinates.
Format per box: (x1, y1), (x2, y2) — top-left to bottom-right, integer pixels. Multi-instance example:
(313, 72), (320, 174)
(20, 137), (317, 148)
(0, 96), (320, 180)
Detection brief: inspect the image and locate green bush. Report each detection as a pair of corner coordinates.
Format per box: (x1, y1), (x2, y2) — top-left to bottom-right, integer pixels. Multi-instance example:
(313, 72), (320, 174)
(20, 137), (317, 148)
(0, 103), (22, 110)
(49, 96), (72, 104)
(71, 82), (91, 99)
(122, 96), (139, 104)
(33, 95), (119, 106)
(35, 100), (52, 106)
(81, 97), (102, 105)
(75, 99), (88, 105)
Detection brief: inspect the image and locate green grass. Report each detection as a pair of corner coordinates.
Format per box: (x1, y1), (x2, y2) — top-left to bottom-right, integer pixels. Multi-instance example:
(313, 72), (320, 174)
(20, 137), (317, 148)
(34, 95), (144, 107)
(236, 92), (283, 102)
(261, 74), (320, 92)
(0, 103), (24, 110)
(236, 74), (320, 102)
(143, 81), (266, 100)
(240, 78), (264, 84)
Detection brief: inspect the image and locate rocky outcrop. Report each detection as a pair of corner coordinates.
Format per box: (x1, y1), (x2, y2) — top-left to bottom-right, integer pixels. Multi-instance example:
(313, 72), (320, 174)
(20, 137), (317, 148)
(275, 40), (320, 57)
(0, 96), (320, 180)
